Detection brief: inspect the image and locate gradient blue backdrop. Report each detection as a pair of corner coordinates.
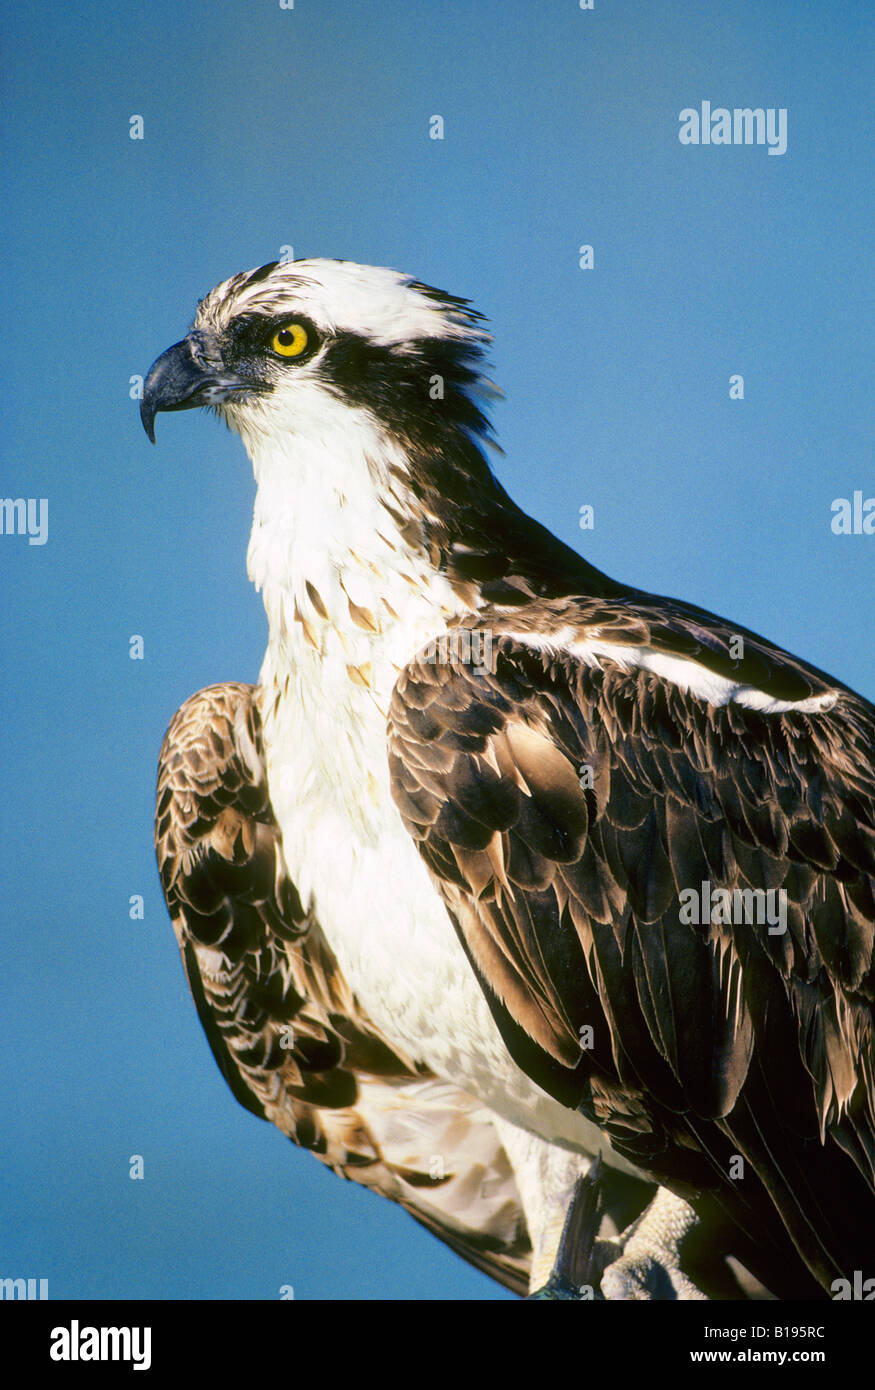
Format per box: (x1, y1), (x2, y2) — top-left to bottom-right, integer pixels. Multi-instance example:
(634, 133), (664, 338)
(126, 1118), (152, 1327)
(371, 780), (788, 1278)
(2, 0), (872, 1300)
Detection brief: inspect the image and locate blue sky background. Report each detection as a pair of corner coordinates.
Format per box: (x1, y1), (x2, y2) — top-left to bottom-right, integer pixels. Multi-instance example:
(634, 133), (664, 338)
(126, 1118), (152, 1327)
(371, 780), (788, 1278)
(1, 1), (872, 1301)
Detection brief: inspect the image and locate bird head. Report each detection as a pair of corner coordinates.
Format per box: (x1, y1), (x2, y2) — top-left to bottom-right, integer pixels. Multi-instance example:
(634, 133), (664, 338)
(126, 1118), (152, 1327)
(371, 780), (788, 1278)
(140, 258), (496, 462)
(139, 258), (603, 604)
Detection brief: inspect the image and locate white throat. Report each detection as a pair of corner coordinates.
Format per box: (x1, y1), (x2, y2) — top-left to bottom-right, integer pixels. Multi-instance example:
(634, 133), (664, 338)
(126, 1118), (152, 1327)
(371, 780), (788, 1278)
(238, 389), (462, 843)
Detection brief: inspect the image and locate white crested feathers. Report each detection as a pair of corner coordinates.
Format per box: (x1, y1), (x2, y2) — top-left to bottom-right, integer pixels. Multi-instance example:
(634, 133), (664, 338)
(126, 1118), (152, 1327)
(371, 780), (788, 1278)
(194, 257), (489, 349)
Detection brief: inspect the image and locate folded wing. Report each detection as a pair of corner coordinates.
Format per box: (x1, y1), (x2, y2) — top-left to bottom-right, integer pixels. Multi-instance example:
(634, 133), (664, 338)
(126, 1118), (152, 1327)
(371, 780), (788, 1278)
(387, 600), (875, 1297)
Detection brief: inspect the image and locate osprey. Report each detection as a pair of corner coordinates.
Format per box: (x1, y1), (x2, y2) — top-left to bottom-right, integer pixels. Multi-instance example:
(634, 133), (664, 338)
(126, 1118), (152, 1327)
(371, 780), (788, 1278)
(143, 258), (875, 1299)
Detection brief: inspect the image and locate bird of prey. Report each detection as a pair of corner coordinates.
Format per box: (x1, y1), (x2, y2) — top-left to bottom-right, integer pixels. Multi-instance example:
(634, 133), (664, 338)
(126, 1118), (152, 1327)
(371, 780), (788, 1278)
(143, 258), (875, 1300)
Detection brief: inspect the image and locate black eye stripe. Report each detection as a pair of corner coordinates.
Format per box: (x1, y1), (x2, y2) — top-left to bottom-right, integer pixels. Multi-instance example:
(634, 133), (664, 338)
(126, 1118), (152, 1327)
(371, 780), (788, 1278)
(227, 313), (320, 360)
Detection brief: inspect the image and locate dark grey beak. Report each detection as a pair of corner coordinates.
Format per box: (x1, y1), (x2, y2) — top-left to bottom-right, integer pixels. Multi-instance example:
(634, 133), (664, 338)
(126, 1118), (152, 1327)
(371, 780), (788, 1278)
(140, 334), (247, 443)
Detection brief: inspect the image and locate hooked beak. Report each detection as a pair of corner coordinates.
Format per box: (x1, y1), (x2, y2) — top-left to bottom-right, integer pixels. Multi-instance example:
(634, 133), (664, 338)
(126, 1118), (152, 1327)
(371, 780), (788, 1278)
(140, 333), (250, 443)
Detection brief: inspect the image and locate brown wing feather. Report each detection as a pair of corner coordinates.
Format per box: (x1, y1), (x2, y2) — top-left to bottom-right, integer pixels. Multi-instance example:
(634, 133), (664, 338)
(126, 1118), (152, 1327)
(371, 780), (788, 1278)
(155, 682), (532, 1294)
(387, 604), (875, 1297)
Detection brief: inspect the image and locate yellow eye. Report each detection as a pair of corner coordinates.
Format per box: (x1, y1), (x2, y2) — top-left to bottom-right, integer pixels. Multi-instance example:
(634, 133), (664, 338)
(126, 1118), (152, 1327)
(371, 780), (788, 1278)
(271, 323), (310, 357)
